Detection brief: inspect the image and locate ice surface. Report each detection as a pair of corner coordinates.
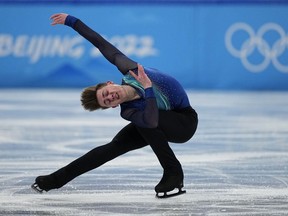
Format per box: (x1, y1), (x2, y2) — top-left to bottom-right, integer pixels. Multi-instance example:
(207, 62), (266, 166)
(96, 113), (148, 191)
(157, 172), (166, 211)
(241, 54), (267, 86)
(0, 89), (288, 215)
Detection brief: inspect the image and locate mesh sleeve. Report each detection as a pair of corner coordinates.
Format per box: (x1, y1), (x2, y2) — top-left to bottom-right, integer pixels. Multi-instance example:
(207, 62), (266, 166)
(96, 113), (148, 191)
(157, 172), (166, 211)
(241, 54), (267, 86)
(71, 18), (138, 75)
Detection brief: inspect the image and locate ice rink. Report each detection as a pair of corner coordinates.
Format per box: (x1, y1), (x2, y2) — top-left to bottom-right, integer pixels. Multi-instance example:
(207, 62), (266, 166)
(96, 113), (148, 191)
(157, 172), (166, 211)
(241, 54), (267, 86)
(0, 89), (287, 216)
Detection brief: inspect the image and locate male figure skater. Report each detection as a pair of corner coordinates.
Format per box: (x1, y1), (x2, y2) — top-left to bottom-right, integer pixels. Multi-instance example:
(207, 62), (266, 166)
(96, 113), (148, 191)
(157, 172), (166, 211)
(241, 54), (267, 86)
(32, 13), (198, 198)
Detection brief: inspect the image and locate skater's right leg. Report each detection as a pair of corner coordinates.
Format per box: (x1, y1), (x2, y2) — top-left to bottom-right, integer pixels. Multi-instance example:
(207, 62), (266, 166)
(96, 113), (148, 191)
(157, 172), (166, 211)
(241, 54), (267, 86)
(34, 123), (148, 192)
(136, 108), (197, 196)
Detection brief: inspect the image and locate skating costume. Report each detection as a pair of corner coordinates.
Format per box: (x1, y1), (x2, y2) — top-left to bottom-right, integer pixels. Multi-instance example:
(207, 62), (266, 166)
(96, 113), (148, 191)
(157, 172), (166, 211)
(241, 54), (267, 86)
(32, 15), (198, 197)
(121, 67), (190, 129)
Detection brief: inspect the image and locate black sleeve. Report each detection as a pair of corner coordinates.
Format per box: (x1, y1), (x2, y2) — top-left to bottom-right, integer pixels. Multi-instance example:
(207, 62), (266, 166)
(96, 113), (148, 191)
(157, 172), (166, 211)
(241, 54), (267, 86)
(72, 19), (138, 75)
(121, 98), (158, 128)
(120, 88), (159, 128)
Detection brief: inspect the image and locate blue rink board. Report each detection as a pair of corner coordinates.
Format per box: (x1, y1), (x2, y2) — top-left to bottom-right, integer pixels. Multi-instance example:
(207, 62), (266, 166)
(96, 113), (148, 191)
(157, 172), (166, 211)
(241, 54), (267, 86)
(0, 4), (288, 89)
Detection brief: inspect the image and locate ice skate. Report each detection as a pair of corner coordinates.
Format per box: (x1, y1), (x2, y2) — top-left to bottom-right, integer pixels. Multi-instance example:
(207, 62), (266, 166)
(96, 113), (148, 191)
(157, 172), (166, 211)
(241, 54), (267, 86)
(155, 174), (186, 198)
(31, 175), (58, 193)
(156, 186), (186, 198)
(31, 182), (44, 193)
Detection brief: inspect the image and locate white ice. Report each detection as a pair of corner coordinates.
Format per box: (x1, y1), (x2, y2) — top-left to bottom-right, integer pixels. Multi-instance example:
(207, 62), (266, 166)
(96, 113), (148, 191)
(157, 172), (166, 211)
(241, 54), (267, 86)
(0, 89), (288, 215)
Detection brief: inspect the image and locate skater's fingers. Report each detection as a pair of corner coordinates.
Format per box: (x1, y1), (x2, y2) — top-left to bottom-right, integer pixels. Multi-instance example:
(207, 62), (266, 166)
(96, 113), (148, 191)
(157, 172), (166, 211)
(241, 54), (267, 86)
(50, 14), (59, 19)
(137, 64), (145, 76)
(50, 13), (67, 19)
(129, 70), (137, 79)
(129, 64), (152, 88)
(50, 13), (68, 25)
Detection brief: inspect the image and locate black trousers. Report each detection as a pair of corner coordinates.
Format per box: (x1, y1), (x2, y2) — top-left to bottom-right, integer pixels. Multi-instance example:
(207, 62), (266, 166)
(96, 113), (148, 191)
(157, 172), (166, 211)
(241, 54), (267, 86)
(51, 107), (198, 188)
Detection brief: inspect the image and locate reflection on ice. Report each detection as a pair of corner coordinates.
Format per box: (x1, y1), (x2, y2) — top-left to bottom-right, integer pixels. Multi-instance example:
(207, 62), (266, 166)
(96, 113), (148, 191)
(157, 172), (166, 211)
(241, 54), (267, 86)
(0, 89), (288, 215)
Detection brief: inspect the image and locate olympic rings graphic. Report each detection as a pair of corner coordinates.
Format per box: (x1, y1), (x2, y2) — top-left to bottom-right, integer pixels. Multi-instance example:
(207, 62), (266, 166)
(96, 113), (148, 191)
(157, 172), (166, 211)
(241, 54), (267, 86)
(225, 22), (288, 73)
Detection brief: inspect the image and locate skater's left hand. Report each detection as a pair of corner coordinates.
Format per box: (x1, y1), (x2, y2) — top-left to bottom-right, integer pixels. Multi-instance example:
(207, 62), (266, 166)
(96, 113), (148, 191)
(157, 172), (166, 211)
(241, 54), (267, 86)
(50, 13), (68, 26)
(129, 64), (152, 89)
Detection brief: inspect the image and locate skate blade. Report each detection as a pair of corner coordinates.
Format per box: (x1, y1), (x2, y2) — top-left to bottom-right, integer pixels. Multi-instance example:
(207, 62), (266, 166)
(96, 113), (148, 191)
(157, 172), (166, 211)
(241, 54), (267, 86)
(31, 183), (44, 194)
(156, 188), (186, 199)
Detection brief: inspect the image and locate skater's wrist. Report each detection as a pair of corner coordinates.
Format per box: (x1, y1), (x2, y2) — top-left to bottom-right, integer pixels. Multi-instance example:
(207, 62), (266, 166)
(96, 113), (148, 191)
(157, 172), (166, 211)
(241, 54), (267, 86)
(65, 15), (78, 28)
(144, 87), (155, 99)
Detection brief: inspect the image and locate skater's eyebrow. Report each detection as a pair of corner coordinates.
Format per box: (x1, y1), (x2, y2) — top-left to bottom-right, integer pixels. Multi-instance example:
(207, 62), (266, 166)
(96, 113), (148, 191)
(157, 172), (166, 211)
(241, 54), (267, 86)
(101, 91), (107, 105)
(100, 90), (109, 106)
(102, 89), (108, 98)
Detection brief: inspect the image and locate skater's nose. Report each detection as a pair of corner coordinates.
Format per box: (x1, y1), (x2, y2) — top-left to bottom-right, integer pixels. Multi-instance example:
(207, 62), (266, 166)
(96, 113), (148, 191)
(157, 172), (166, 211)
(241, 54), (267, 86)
(107, 93), (115, 100)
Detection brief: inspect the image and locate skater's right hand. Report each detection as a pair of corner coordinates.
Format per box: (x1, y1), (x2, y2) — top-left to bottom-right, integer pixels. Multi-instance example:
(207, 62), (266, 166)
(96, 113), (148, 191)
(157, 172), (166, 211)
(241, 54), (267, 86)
(50, 13), (68, 26)
(129, 64), (152, 89)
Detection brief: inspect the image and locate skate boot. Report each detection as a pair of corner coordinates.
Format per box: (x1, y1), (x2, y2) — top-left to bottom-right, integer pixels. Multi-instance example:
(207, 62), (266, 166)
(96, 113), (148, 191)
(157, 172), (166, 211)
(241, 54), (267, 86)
(155, 173), (186, 198)
(31, 174), (59, 193)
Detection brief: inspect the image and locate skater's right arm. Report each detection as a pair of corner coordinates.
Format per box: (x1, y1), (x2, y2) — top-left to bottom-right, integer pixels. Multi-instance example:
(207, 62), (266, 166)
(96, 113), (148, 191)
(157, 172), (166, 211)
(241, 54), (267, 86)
(50, 13), (137, 75)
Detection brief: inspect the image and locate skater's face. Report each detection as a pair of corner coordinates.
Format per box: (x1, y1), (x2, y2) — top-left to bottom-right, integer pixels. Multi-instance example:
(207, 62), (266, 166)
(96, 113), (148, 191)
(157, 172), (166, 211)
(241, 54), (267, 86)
(96, 81), (127, 108)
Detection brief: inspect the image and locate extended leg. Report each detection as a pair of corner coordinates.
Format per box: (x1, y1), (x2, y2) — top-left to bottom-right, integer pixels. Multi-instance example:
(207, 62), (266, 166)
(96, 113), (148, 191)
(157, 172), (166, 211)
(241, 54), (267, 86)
(32, 123), (148, 192)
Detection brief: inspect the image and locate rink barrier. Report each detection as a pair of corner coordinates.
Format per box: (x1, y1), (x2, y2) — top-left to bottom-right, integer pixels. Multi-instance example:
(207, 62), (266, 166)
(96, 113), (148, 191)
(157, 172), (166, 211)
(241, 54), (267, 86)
(1, 0), (288, 4)
(0, 3), (288, 89)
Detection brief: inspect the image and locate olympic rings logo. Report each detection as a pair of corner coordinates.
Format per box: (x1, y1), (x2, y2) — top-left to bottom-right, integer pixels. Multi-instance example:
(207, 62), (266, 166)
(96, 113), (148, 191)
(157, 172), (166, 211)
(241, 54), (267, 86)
(225, 22), (288, 73)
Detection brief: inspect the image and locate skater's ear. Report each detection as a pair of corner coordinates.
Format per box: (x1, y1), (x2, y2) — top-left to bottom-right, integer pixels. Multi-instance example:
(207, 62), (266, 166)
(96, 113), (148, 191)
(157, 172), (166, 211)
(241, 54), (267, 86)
(106, 81), (114, 85)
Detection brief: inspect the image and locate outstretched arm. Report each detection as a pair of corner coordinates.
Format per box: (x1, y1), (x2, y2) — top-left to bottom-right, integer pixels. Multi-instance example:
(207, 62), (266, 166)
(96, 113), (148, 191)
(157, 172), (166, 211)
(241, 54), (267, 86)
(50, 13), (137, 75)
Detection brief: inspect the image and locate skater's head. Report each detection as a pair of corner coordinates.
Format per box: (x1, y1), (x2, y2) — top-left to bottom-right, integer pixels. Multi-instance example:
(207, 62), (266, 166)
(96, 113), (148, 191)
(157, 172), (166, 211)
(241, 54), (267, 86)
(81, 81), (129, 111)
(81, 83), (108, 111)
